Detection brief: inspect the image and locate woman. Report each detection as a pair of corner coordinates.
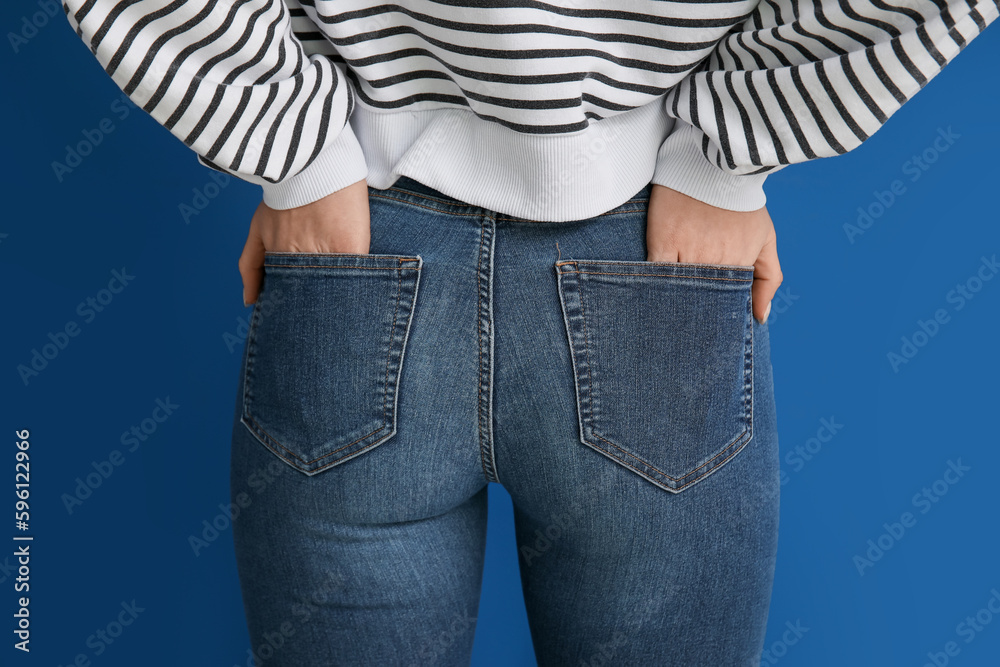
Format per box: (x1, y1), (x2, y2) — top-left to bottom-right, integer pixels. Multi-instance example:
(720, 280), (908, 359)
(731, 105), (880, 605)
(63, 0), (996, 664)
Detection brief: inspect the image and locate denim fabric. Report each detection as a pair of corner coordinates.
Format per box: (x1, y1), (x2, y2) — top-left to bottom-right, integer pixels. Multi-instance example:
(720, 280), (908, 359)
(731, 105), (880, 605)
(229, 175), (781, 666)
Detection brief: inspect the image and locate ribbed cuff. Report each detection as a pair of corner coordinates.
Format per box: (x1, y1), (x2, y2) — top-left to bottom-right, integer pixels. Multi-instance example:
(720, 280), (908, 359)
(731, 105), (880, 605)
(260, 124), (369, 210)
(651, 121), (769, 212)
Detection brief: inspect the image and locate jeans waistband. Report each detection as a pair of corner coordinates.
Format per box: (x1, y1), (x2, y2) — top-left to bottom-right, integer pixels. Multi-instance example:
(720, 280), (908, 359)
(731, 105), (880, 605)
(384, 175), (463, 205)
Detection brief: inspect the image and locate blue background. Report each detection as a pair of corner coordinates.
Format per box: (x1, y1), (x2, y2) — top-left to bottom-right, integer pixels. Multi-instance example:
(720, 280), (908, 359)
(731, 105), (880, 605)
(2, 2), (998, 665)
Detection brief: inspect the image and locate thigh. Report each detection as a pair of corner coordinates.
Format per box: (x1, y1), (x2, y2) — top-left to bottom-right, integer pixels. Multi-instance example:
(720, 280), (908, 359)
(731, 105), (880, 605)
(227, 184), (493, 666)
(494, 197), (780, 666)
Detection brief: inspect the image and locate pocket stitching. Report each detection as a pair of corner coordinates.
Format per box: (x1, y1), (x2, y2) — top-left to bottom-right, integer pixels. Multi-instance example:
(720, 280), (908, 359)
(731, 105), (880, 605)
(242, 415), (391, 466)
(574, 270), (751, 283)
(556, 258), (754, 274)
(559, 268), (752, 283)
(264, 264), (414, 271)
(575, 273), (752, 483)
(588, 431), (753, 492)
(240, 261), (417, 472)
(589, 431), (752, 484)
(239, 414), (395, 475)
(559, 260), (754, 491)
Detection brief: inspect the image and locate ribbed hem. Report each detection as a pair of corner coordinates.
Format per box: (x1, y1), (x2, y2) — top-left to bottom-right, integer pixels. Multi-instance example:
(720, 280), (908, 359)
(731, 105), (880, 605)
(352, 100), (676, 222)
(650, 121), (770, 211)
(260, 124), (369, 210)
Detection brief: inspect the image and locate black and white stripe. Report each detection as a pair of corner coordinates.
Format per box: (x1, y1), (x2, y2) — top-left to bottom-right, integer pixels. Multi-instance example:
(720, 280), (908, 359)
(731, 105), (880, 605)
(63, 0), (351, 185)
(672, 0), (998, 174)
(63, 0), (997, 185)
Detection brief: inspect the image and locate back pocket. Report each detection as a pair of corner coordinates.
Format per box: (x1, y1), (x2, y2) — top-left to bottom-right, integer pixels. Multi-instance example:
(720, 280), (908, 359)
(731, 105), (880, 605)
(240, 252), (422, 475)
(554, 259), (753, 493)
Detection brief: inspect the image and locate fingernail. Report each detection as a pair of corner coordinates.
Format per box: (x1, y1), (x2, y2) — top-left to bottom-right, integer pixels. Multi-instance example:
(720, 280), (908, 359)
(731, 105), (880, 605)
(760, 301), (772, 323)
(243, 295), (248, 308)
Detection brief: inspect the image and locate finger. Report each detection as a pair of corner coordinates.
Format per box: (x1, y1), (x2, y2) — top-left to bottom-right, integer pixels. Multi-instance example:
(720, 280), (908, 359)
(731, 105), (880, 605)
(239, 222), (266, 307)
(751, 232), (782, 323)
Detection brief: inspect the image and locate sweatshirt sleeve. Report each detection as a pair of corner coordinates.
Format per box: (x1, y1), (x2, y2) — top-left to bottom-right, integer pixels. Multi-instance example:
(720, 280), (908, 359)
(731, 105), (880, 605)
(651, 0), (998, 211)
(62, 0), (368, 210)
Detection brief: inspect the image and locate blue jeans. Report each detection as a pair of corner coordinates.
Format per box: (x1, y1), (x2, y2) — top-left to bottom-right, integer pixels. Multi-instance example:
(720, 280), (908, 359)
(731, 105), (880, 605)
(229, 175), (781, 666)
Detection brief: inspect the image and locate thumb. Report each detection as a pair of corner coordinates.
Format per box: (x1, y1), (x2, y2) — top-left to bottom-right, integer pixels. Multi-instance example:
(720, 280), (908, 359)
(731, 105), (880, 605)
(751, 232), (782, 324)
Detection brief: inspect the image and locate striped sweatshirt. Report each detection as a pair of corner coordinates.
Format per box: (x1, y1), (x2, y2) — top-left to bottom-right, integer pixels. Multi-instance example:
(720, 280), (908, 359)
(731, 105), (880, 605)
(63, 0), (998, 222)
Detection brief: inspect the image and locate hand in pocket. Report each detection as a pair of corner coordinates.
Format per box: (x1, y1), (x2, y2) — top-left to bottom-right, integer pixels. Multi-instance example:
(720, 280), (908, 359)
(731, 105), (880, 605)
(554, 258), (754, 493)
(240, 253), (423, 475)
(239, 177), (372, 306)
(646, 184), (782, 323)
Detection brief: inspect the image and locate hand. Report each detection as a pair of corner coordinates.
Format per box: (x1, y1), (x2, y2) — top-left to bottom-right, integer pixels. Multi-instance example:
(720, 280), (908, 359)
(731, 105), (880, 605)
(239, 178), (371, 306)
(645, 184), (782, 323)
